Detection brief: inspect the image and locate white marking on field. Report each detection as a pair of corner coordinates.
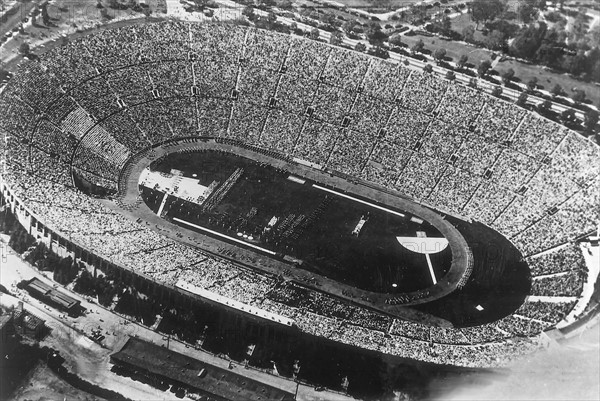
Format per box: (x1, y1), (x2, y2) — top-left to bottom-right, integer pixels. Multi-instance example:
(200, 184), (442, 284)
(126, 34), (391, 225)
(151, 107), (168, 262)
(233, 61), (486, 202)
(425, 254), (437, 285)
(312, 184), (405, 218)
(172, 217), (277, 255)
(156, 192), (169, 216)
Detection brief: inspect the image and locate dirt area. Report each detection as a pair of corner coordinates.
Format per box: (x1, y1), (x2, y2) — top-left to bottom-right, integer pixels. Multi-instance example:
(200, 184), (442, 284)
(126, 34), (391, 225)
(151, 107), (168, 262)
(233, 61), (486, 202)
(9, 362), (105, 401)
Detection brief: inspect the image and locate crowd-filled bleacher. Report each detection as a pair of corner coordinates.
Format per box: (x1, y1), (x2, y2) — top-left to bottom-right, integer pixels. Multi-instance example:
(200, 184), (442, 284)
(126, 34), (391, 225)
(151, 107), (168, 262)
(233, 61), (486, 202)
(0, 21), (598, 368)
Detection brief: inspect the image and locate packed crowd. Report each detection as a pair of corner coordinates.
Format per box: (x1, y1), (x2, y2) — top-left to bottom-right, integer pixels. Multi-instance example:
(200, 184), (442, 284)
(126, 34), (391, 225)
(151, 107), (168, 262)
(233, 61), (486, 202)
(515, 300), (577, 325)
(527, 244), (587, 277)
(531, 271), (586, 297)
(495, 314), (549, 337)
(436, 84), (487, 129)
(1, 21), (598, 368)
(475, 98), (526, 143)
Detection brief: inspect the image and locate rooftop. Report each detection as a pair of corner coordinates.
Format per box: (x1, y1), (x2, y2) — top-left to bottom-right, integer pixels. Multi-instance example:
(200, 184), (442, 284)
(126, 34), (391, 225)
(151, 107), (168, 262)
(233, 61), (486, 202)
(111, 337), (294, 401)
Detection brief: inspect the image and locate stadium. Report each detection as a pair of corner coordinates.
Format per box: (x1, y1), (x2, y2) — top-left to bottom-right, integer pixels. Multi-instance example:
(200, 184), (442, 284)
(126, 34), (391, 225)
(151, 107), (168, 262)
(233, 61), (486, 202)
(1, 19), (599, 374)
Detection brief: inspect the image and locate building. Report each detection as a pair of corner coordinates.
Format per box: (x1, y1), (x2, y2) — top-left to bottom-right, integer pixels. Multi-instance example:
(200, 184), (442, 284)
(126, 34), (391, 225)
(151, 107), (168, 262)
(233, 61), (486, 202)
(12, 310), (46, 340)
(23, 278), (81, 316)
(111, 337), (294, 401)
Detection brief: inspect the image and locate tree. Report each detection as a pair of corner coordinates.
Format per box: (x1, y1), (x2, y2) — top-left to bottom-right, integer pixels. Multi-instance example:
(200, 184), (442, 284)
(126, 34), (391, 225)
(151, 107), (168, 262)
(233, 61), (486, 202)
(279, 0), (293, 9)
(561, 108), (576, 124)
(329, 31), (343, 46)
(501, 68), (515, 85)
(309, 28), (320, 41)
(41, 3), (50, 26)
(74, 270), (94, 295)
(433, 48), (446, 63)
(537, 99), (552, 113)
(259, 0), (276, 9)
(477, 60), (492, 77)
(510, 23), (546, 59)
(562, 52), (587, 76)
(24, 242), (47, 266)
(587, 51), (600, 82)
(491, 86), (503, 97)
(368, 46), (390, 59)
(462, 25), (475, 42)
(569, 10), (588, 42)
(440, 16), (452, 34)
(485, 30), (507, 51)
(471, 0), (503, 29)
(19, 43), (30, 55)
(8, 227), (34, 254)
(590, 25), (600, 46)
(457, 54), (468, 69)
(516, 92), (528, 106)
(446, 70), (456, 80)
(527, 77), (538, 92)
(354, 42), (366, 52)
(53, 256), (79, 285)
(469, 77), (478, 88)
(319, 11), (336, 27)
(341, 20), (358, 34)
(423, 64), (433, 73)
(242, 6), (255, 21)
(584, 109), (599, 133)
(365, 23), (388, 46)
(535, 28), (566, 69)
(572, 89), (586, 104)
(536, 0), (547, 11)
(408, 5), (427, 24)
(411, 39), (424, 54)
(518, 2), (538, 24)
(100, 7), (111, 20)
(551, 84), (564, 97)
(388, 34), (403, 47)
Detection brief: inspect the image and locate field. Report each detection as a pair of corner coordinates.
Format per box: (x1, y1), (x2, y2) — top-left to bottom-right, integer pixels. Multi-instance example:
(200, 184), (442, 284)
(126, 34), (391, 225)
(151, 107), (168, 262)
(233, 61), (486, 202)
(417, 216), (530, 326)
(141, 150), (452, 293)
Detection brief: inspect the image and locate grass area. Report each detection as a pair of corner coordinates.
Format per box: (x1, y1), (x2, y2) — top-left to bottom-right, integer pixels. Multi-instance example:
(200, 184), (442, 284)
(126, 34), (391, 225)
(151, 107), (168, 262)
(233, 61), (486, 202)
(402, 33), (493, 65)
(401, 32), (600, 106)
(450, 12), (488, 42)
(498, 58), (600, 105)
(325, 0), (421, 9)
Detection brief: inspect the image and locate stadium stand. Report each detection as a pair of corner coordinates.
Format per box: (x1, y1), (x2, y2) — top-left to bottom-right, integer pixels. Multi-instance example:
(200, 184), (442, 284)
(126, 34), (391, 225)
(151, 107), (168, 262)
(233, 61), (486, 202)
(0, 21), (598, 368)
